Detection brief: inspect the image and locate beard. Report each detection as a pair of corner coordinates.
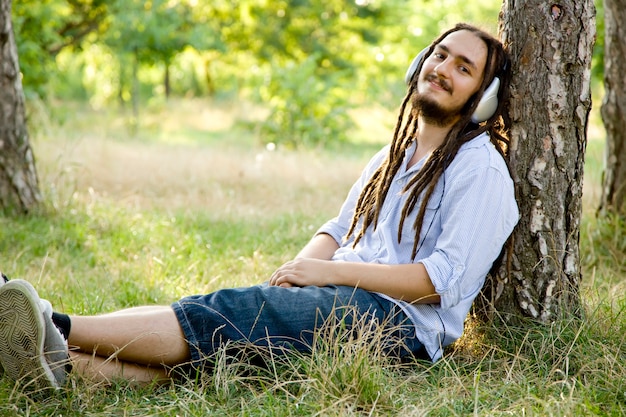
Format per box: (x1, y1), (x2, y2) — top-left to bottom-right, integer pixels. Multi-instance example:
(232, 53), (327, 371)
(410, 80), (465, 127)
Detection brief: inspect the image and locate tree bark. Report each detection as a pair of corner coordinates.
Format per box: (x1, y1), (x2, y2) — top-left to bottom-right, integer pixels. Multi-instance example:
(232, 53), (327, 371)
(0, 0), (41, 213)
(481, 1), (595, 323)
(599, 0), (626, 214)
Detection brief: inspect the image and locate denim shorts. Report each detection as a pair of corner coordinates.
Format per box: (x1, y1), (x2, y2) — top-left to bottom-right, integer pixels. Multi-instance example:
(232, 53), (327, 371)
(171, 283), (425, 366)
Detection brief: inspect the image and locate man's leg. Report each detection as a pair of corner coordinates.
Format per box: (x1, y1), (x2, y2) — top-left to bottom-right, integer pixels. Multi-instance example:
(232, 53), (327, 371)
(172, 283), (419, 364)
(69, 306), (191, 367)
(63, 306), (190, 385)
(70, 351), (169, 384)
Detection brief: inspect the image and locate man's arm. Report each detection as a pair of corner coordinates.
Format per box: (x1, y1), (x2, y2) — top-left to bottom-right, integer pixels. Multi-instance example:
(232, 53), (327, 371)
(269, 258), (440, 304)
(294, 233), (340, 260)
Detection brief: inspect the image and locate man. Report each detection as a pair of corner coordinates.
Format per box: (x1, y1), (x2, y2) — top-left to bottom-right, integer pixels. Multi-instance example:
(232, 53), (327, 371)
(0, 23), (518, 390)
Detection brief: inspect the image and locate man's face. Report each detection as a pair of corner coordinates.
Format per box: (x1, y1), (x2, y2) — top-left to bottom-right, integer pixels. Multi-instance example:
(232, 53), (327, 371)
(412, 30), (488, 126)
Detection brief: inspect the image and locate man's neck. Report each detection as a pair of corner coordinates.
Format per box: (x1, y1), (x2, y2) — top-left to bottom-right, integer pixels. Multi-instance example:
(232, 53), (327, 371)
(408, 118), (455, 168)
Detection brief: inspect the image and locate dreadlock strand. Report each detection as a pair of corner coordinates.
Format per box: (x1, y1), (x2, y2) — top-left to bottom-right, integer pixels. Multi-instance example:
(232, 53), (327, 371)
(347, 166), (384, 241)
(402, 156), (439, 197)
(389, 87), (414, 157)
(410, 185), (435, 259)
(347, 84), (418, 247)
(371, 106), (416, 228)
(403, 166), (442, 248)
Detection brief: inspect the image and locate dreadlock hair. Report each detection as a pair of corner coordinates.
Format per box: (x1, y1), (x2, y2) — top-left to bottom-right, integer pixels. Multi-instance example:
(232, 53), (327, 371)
(345, 23), (512, 261)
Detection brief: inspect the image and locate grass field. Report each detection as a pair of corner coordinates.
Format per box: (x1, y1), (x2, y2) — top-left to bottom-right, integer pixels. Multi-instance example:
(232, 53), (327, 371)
(0, 98), (624, 416)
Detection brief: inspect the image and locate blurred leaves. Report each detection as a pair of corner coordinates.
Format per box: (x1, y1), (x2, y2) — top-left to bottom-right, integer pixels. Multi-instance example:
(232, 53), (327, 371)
(258, 54), (355, 147)
(12, 0), (505, 146)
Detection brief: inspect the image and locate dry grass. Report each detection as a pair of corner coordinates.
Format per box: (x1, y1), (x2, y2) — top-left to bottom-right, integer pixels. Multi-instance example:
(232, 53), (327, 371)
(37, 137), (362, 216)
(33, 99), (375, 218)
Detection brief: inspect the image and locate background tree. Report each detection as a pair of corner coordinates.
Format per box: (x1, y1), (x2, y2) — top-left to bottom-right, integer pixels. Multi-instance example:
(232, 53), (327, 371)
(481, 1), (596, 322)
(599, 0), (626, 214)
(12, 0), (110, 98)
(12, 0), (501, 147)
(101, 0), (199, 121)
(0, 0), (41, 213)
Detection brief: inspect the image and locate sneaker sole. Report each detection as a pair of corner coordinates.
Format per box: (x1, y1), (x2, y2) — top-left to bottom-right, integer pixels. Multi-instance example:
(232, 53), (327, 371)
(0, 280), (59, 390)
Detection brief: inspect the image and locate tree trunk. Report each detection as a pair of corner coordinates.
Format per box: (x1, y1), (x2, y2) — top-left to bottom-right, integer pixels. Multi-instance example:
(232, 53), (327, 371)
(204, 57), (215, 96)
(0, 0), (41, 213)
(130, 48), (139, 134)
(481, 1), (596, 323)
(164, 61), (171, 99)
(599, 0), (626, 214)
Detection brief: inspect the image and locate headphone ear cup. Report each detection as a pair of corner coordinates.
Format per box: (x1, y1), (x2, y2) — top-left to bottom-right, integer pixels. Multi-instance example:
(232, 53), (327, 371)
(405, 47), (429, 85)
(471, 77), (500, 123)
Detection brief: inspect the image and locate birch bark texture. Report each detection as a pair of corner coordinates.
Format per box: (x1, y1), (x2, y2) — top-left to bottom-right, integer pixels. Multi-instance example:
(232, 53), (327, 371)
(0, 0), (41, 213)
(600, 0), (626, 214)
(483, 1), (595, 322)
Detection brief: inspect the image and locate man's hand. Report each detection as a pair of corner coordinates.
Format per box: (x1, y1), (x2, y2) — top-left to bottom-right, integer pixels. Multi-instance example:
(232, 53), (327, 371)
(270, 258), (439, 304)
(269, 258), (334, 288)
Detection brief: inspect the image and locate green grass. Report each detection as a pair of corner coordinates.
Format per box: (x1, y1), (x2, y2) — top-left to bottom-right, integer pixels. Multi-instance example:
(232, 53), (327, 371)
(0, 99), (624, 416)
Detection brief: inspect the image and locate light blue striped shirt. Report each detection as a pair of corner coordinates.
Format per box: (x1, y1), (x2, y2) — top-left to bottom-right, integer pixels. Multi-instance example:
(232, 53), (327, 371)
(316, 132), (519, 362)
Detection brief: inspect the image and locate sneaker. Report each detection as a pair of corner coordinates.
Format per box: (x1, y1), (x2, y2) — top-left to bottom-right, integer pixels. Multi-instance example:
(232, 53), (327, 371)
(0, 279), (66, 390)
(0, 273), (69, 382)
(39, 298), (70, 385)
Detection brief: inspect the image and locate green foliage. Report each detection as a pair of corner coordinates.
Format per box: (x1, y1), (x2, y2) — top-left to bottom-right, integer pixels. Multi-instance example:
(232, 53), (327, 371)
(581, 212), (626, 284)
(12, 0), (513, 147)
(258, 55), (355, 148)
(12, 0), (62, 97)
(12, 0), (110, 97)
(102, 0), (216, 65)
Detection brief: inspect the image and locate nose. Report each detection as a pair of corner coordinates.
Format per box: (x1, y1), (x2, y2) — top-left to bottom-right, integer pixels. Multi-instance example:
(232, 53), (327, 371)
(433, 58), (453, 78)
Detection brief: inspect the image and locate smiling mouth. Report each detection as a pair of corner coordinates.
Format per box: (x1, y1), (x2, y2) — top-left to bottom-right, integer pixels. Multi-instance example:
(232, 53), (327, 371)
(425, 74), (451, 93)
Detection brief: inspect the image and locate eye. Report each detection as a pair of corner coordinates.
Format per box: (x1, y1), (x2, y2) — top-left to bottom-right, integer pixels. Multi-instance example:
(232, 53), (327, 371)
(433, 52), (445, 60)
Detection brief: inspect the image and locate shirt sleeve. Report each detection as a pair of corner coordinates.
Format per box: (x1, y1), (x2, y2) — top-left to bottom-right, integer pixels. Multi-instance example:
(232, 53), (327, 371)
(421, 162), (519, 310)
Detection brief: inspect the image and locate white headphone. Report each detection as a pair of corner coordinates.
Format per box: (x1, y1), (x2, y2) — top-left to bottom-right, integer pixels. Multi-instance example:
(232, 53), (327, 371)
(404, 47), (501, 124)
